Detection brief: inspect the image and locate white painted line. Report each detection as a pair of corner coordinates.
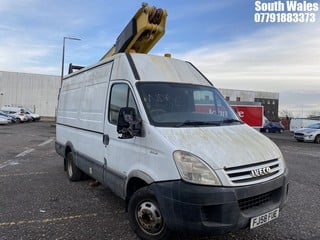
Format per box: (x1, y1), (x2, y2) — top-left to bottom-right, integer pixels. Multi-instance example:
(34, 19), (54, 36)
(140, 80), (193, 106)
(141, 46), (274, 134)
(0, 172), (49, 177)
(0, 138), (54, 169)
(38, 138), (54, 147)
(0, 160), (19, 169)
(15, 148), (35, 158)
(0, 213), (97, 227)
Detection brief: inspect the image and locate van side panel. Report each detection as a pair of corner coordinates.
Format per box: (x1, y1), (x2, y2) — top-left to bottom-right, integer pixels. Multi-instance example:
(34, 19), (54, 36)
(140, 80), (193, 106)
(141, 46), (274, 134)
(79, 64), (113, 132)
(56, 62), (113, 180)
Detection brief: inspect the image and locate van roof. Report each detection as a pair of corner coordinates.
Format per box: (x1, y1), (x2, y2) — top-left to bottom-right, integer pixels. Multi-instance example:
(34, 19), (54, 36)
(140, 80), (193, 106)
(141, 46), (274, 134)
(0, 106), (24, 112)
(65, 53), (213, 87)
(114, 53), (213, 86)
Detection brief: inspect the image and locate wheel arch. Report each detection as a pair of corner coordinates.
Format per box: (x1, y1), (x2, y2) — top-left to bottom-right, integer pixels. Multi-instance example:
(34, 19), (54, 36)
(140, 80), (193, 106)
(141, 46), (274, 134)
(64, 141), (75, 171)
(125, 170), (154, 211)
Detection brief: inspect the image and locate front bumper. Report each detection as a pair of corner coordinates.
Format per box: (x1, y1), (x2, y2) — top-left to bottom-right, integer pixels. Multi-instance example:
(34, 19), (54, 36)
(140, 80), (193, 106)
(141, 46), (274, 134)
(294, 134), (314, 142)
(150, 171), (289, 235)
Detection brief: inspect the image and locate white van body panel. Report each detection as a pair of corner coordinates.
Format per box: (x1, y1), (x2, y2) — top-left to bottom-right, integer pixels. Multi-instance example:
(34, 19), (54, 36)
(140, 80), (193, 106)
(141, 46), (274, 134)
(57, 62), (114, 178)
(57, 63), (113, 131)
(104, 123), (181, 182)
(157, 124), (285, 186)
(158, 124), (281, 169)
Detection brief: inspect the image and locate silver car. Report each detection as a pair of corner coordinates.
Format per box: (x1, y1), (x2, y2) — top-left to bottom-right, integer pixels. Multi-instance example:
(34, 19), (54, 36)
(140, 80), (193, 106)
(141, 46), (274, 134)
(24, 108), (41, 121)
(1, 110), (28, 123)
(294, 123), (320, 143)
(0, 115), (10, 125)
(0, 111), (16, 123)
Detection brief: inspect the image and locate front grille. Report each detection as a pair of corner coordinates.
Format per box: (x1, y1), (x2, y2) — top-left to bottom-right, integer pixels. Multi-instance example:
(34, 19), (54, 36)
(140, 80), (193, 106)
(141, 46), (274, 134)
(238, 191), (273, 211)
(201, 188), (281, 222)
(294, 133), (304, 136)
(224, 159), (280, 185)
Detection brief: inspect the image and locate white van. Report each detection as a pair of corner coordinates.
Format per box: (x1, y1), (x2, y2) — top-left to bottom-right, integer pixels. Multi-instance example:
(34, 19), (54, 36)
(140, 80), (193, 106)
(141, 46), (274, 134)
(289, 118), (320, 132)
(55, 53), (289, 240)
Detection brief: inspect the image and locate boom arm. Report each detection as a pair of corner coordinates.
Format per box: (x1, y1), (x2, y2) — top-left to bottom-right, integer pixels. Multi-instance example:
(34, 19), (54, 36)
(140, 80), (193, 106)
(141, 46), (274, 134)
(100, 3), (167, 61)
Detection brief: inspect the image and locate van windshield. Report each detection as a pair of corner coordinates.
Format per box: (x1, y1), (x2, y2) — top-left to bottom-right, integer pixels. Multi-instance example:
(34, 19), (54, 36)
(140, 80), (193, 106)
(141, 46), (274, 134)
(136, 82), (241, 127)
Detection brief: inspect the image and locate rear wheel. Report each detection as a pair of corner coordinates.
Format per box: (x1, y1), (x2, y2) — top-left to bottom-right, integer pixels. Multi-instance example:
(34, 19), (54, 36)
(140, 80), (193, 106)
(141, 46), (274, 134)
(128, 187), (172, 240)
(66, 152), (83, 181)
(315, 135), (320, 144)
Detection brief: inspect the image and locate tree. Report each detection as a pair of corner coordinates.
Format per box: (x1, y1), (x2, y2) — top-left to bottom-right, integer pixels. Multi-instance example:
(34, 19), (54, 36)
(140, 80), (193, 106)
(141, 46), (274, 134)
(279, 109), (295, 119)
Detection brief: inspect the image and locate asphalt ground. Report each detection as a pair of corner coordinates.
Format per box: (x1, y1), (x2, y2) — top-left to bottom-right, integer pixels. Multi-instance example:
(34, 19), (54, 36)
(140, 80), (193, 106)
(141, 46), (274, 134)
(0, 122), (319, 240)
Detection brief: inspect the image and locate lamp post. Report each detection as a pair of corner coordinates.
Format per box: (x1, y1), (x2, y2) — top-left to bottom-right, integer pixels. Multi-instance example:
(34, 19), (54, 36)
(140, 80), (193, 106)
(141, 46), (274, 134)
(0, 93), (4, 108)
(61, 37), (81, 85)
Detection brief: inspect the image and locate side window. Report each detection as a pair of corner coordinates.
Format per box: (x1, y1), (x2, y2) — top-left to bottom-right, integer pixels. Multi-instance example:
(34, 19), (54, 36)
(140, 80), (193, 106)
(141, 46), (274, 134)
(108, 83), (139, 125)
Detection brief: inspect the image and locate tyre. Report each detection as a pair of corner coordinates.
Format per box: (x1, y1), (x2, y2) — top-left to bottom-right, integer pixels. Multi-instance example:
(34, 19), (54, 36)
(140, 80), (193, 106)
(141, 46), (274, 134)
(128, 187), (172, 240)
(315, 135), (320, 144)
(66, 152), (83, 181)
(265, 129), (269, 133)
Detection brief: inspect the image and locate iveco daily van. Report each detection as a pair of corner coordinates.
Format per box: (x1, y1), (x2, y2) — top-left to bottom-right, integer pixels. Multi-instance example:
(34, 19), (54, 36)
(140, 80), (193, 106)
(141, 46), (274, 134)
(55, 53), (289, 240)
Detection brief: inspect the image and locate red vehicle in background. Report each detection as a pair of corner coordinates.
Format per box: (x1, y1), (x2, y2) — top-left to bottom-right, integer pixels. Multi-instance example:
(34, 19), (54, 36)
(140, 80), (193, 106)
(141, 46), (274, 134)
(231, 105), (264, 128)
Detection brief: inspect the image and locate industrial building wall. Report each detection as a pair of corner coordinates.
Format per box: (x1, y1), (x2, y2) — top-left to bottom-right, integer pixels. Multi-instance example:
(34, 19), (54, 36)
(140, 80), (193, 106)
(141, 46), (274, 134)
(219, 88), (279, 102)
(0, 71), (60, 117)
(219, 88), (280, 121)
(0, 71), (280, 120)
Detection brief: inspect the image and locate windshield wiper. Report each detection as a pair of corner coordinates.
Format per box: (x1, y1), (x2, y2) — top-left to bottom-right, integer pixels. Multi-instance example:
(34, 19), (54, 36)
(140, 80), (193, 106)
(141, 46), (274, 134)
(221, 119), (243, 124)
(175, 120), (220, 127)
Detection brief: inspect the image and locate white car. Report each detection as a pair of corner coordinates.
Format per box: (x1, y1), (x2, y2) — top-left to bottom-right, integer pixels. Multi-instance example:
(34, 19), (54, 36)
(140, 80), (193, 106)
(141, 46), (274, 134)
(294, 123), (320, 143)
(1, 106), (38, 122)
(24, 109), (41, 121)
(1, 110), (29, 123)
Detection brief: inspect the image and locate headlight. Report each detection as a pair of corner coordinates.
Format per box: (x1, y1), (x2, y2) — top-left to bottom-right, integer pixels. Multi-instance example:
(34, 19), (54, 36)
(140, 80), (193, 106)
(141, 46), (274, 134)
(173, 150), (221, 186)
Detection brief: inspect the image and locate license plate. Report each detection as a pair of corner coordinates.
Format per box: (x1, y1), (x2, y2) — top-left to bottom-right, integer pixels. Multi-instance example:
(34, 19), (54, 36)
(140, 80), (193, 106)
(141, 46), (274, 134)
(250, 208), (279, 229)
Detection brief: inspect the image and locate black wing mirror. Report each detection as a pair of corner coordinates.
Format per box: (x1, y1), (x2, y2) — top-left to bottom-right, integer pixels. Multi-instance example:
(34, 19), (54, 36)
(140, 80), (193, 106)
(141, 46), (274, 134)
(117, 107), (142, 139)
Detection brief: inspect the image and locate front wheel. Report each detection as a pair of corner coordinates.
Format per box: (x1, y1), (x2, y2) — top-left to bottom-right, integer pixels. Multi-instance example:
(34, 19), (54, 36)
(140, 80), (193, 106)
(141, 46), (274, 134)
(315, 135), (320, 144)
(128, 187), (172, 240)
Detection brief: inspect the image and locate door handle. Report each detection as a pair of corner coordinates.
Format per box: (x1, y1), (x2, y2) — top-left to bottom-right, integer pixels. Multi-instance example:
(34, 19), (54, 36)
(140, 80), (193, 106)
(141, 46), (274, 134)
(103, 134), (109, 145)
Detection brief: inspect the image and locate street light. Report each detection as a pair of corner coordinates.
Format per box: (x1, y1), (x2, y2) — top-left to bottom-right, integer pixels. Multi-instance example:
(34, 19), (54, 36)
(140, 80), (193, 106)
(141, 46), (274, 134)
(61, 37), (81, 85)
(0, 92), (4, 108)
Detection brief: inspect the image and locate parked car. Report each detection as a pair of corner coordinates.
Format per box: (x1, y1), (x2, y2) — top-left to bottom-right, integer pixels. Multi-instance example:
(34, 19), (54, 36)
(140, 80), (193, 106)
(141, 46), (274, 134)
(260, 122), (285, 133)
(1, 110), (29, 123)
(24, 108), (41, 121)
(0, 115), (10, 125)
(0, 111), (16, 123)
(1, 106), (40, 122)
(294, 123), (320, 143)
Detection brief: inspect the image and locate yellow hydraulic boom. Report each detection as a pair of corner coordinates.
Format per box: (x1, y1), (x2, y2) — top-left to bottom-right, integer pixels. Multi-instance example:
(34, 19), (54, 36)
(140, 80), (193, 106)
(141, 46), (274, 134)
(100, 3), (167, 61)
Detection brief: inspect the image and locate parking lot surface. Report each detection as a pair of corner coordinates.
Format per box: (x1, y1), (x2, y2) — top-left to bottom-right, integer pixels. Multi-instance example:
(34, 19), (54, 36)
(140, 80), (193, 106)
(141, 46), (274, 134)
(0, 122), (319, 240)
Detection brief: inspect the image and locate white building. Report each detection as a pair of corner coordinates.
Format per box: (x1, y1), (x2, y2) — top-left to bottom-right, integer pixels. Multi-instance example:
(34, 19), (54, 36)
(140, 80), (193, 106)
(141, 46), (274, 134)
(0, 71), (279, 120)
(219, 88), (280, 121)
(0, 71), (60, 117)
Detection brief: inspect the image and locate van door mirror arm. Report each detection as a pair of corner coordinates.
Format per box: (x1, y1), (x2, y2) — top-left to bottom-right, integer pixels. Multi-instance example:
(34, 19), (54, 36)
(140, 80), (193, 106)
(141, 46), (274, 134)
(117, 107), (142, 139)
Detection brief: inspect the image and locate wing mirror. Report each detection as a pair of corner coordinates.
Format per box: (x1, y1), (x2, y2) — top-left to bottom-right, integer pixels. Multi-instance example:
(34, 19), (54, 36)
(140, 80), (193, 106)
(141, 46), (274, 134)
(117, 107), (142, 139)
